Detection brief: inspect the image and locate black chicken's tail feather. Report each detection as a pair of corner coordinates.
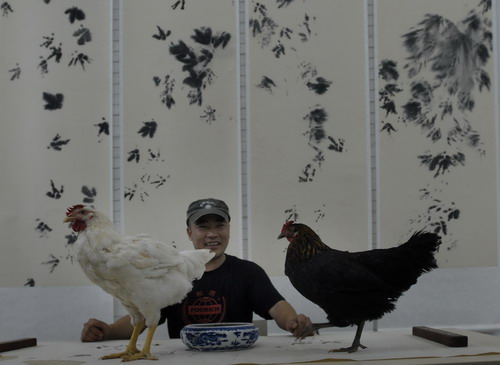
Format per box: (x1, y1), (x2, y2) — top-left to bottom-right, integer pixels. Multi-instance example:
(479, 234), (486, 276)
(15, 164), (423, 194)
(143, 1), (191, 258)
(403, 230), (442, 272)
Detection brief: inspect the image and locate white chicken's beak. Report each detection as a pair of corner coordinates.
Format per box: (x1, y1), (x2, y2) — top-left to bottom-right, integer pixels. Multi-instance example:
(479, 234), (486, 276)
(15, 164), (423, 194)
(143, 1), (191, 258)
(64, 216), (75, 223)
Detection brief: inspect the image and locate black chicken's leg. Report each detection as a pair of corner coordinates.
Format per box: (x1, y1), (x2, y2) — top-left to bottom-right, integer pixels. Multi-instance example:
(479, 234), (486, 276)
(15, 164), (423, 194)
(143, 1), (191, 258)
(296, 321), (367, 353)
(329, 321), (367, 353)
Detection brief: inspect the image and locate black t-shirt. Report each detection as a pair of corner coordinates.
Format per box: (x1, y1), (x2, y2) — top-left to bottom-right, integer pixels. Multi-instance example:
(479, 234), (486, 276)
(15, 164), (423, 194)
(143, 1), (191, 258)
(159, 254), (284, 338)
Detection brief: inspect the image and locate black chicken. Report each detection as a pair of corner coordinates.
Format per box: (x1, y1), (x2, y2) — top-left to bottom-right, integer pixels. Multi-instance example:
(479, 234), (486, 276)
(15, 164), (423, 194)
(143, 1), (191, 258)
(278, 221), (441, 353)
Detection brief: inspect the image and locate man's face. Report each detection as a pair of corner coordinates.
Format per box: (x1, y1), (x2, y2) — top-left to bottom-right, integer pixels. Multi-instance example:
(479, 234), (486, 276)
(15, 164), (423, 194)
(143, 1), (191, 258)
(187, 214), (230, 259)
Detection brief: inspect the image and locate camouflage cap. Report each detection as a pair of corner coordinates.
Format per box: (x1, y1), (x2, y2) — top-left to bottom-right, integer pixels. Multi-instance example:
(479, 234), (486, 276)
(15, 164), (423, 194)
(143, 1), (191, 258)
(186, 198), (230, 226)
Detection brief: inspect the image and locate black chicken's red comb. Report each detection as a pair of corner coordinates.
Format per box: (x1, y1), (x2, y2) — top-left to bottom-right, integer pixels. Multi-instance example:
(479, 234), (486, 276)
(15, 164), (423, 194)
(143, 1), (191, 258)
(66, 204), (85, 216)
(281, 220), (295, 232)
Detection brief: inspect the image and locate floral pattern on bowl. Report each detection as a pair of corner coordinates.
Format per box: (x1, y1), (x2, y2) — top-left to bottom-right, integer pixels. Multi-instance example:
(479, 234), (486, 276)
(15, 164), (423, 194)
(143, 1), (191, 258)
(180, 322), (259, 351)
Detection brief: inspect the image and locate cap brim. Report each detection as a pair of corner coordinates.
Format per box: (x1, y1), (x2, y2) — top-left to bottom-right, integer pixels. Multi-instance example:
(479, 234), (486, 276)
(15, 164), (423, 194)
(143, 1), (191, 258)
(188, 209), (229, 226)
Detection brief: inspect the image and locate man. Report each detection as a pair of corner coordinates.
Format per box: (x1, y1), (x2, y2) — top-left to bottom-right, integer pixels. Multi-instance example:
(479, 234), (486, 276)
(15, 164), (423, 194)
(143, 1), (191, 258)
(81, 198), (311, 341)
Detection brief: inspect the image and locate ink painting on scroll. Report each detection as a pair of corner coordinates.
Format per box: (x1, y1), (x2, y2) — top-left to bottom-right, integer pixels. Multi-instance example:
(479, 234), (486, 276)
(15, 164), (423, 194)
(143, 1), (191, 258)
(375, 0), (498, 267)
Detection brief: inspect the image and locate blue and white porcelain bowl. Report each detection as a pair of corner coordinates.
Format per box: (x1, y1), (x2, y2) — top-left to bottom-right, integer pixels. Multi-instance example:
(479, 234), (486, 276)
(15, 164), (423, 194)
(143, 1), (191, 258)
(180, 322), (259, 351)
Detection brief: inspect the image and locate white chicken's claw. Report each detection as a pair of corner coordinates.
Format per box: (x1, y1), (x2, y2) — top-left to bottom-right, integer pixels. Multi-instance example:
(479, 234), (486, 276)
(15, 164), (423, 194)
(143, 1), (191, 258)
(121, 353), (158, 362)
(121, 324), (159, 362)
(100, 321), (144, 360)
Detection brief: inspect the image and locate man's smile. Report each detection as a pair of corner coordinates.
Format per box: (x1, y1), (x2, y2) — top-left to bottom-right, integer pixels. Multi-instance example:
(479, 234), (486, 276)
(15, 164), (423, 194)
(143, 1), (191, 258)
(205, 242), (220, 247)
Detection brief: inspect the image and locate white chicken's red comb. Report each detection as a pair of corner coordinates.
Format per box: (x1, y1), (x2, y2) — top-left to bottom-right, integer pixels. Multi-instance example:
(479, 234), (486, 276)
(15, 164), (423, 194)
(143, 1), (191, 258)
(66, 204), (85, 216)
(281, 220), (295, 233)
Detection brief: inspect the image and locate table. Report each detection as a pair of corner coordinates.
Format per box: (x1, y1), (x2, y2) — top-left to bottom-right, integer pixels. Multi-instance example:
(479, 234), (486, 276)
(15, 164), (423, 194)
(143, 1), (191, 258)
(1, 329), (500, 365)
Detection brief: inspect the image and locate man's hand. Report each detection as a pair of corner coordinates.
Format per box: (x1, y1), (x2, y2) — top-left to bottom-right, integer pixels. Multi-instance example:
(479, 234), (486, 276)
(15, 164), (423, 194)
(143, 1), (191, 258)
(81, 315), (134, 342)
(268, 300), (313, 337)
(81, 318), (110, 342)
(285, 313), (312, 337)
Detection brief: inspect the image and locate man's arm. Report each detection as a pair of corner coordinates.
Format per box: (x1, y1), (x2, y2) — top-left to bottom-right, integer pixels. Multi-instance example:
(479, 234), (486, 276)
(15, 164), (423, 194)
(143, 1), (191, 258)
(81, 315), (133, 342)
(268, 300), (312, 337)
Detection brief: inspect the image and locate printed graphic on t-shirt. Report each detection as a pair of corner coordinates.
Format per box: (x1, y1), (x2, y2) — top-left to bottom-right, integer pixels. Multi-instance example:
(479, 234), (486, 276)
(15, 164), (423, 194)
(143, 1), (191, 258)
(182, 289), (226, 324)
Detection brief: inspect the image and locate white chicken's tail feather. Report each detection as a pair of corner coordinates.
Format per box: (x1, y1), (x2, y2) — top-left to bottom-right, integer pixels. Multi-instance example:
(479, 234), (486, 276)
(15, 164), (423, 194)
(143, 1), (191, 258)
(180, 249), (215, 281)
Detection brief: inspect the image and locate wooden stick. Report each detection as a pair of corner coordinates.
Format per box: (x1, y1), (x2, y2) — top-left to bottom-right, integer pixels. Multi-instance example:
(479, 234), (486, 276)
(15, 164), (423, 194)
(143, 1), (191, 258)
(0, 338), (37, 353)
(412, 326), (468, 347)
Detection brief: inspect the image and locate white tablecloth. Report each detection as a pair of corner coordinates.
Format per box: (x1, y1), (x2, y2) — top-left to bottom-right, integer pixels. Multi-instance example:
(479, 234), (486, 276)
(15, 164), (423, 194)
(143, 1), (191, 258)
(1, 329), (500, 365)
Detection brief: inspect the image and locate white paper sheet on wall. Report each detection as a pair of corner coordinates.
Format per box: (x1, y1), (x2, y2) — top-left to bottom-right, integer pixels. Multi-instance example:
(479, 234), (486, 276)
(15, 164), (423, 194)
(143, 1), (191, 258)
(0, 0), (113, 287)
(121, 0), (242, 255)
(247, 0), (372, 276)
(375, 0), (498, 267)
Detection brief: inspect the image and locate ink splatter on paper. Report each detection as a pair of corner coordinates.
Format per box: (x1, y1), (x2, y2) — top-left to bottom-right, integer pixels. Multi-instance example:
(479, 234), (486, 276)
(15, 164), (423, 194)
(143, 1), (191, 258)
(46, 179), (64, 199)
(138, 120), (158, 138)
(32, 7), (94, 76)
(124, 173), (170, 202)
(82, 185), (97, 205)
(42, 254), (60, 273)
(172, 0), (186, 10)
(94, 117), (110, 143)
(250, 3), (317, 54)
(168, 26), (231, 106)
(8, 63), (21, 80)
(256, 75), (277, 93)
(65, 7), (85, 24)
(153, 25), (171, 41)
(200, 105), (217, 124)
(35, 219), (53, 238)
(155, 74), (176, 109)
(43, 92), (64, 110)
(284, 205), (300, 222)
(284, 203), (327, 224)
(299, 107), (345, 182)
(1, 1), (13, 16)
(48, 133), (71, 151)
(68, 51), (92, 69)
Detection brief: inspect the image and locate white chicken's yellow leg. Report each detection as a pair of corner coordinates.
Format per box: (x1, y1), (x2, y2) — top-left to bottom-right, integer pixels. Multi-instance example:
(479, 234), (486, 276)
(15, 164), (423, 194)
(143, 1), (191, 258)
(121, 324), (158, 362)
(100, 320), (145, 360)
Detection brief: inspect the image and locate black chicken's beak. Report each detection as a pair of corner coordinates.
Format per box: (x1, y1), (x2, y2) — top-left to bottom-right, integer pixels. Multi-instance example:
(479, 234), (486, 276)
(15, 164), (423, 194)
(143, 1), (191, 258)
(277, 232), (285, 239)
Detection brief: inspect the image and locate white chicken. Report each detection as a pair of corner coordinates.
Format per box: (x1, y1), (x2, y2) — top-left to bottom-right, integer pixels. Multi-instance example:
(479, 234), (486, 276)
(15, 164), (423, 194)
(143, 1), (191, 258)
(64, 204), (214, 361)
